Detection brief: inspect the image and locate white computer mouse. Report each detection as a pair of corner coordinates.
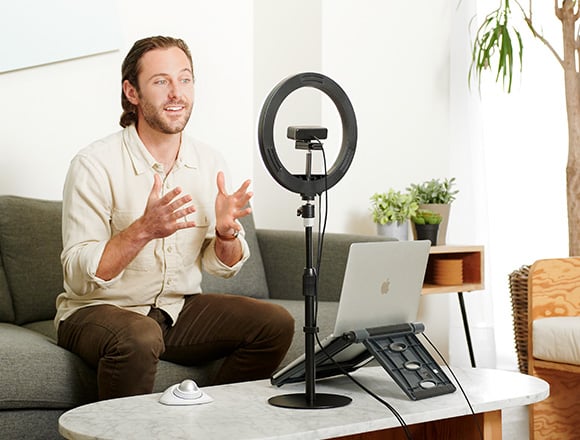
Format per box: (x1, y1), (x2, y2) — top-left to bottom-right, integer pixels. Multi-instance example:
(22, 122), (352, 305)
(159, 379), (213, 406)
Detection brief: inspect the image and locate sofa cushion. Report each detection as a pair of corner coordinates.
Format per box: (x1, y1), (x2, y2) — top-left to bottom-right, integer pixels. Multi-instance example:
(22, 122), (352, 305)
(0, 323), (97, 409)
(533, 316), (580, 365)
(22, 319), (57, 341)
(0, 196), (63, 325)
(0, 243), (15, 323)
(201, 213), (268, 299)
(0, 410), (65, 440)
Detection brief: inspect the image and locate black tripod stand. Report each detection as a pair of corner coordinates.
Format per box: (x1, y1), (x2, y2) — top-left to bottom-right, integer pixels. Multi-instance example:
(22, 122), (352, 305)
(268, 148), (351, 409)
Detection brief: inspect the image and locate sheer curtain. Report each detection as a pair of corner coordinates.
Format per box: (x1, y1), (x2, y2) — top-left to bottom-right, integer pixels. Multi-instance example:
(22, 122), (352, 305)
(449, 0), (568, 370)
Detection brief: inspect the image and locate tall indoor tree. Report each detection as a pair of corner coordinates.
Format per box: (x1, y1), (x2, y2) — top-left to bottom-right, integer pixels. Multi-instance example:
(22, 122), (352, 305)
(470, 0), (580, 255)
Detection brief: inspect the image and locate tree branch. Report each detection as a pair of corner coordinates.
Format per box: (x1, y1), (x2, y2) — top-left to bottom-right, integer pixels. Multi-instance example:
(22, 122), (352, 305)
(556, 0), (563, 21)
(516, 0), (565, 67)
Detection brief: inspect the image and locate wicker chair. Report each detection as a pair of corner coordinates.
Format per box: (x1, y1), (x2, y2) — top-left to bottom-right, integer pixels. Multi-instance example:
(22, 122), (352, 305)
(527, 257), (580, 440)
(509, 265), (530, 374)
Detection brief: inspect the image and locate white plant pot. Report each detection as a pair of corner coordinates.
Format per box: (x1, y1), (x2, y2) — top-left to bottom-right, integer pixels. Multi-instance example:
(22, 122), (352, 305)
(376, 221), (409, 241)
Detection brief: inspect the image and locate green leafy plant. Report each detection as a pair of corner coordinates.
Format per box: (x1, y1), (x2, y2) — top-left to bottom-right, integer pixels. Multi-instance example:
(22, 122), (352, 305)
(407, 177), (459, 205)
(469, 0), (523, 93)
(412, 209), (443, 225)
(370, 190), (419, 224)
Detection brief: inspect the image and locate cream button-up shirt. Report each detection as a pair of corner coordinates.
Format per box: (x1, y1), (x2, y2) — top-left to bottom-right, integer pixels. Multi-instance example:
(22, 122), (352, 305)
(54, 125), (249, 328)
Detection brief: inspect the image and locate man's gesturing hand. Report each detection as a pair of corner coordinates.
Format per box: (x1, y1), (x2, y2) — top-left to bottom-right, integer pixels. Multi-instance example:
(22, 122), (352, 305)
(214, 171), (253, 238)
(142, 173), (197, 240)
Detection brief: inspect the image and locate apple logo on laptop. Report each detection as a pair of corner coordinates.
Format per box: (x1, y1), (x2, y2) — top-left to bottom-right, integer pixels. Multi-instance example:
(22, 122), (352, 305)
(380, 279), (390, 295)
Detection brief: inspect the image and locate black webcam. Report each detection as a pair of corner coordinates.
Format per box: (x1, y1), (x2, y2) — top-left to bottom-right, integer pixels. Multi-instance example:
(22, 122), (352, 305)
(287, 126), (328, 142)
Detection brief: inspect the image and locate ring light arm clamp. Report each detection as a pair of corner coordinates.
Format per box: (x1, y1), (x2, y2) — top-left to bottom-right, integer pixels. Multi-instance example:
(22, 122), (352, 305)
(258, 72), (357, 198)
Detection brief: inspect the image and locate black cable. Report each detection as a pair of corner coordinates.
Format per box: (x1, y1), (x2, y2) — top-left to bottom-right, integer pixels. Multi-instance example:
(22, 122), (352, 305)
(313, 333), (415, 439)
(421, 333), (484, 440)
(311, 141), (413, 440)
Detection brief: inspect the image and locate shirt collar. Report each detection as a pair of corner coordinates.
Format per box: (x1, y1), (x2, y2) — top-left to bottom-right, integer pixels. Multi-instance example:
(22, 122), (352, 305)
(122, 125), (198, 175)
(123, 124), (157, 175)
(176, 135), (198, 170)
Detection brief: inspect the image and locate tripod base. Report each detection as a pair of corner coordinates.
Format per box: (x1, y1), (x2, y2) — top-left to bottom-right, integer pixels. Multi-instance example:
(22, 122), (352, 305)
(268, 393), (352, 409)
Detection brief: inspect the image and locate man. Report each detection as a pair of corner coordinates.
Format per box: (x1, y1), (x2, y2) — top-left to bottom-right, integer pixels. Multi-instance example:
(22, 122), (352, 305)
(54, 36), (294, 400)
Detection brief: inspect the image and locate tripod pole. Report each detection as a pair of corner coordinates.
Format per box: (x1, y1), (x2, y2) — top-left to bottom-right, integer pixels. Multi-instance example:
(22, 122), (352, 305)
(268, 196), (351, 409)
(301, 199), (317, 405)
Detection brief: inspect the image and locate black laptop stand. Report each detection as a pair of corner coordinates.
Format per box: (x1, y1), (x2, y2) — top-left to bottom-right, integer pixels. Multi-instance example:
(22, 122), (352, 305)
(271, 322), (456, 401)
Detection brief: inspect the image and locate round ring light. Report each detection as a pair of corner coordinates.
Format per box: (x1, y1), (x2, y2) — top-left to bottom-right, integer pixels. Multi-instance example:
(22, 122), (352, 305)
(258, 72), (357, 197)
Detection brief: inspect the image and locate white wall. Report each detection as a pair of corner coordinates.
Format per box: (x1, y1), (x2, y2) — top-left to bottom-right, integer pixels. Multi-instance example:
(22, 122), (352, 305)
(320, 1), (454, 234)
(252, 0), (323, 231)
(252, 1), (457, 235)
(0, 0), (254, 198)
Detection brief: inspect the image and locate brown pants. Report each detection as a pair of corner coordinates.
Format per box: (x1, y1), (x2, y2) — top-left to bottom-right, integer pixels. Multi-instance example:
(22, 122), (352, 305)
(57, 294), (294, 400)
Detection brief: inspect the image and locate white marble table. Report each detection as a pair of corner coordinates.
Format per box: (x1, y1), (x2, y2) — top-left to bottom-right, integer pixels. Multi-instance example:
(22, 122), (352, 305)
(59, 366), (548, 440)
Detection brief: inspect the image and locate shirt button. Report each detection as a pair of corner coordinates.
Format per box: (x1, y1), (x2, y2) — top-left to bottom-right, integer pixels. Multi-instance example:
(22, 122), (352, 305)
(167, 246), (173, 253)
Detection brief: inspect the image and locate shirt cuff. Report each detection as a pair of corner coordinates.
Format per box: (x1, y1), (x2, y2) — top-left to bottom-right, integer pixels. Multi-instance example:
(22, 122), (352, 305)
(204, 232), (250, 277)
(85, 241), (124, 288)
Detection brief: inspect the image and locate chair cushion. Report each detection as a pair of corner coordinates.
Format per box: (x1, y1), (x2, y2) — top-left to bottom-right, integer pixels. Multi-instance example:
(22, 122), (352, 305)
(533, 317), (580, 365)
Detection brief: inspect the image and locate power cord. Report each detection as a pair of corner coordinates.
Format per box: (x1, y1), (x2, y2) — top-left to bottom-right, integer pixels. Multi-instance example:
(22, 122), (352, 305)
(421, 333), (484, 440)
(310, 141), (414, 439)
(314, 331), (415, 440)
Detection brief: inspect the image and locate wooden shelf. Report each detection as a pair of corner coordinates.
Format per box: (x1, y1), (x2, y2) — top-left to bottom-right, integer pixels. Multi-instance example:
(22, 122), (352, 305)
(421, 245), (484, 295)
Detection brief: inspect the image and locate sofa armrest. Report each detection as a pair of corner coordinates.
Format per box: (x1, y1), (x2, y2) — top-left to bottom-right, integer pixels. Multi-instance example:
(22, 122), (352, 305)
(256, 229), (394, 302)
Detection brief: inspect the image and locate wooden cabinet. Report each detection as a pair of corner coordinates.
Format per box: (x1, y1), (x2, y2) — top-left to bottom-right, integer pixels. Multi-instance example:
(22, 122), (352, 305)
(422, 245), (484, 295)
(419, 245), (484, 367)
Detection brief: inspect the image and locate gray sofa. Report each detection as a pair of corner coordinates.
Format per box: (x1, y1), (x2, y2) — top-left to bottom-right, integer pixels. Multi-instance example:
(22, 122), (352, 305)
(0, 195), (391, 439)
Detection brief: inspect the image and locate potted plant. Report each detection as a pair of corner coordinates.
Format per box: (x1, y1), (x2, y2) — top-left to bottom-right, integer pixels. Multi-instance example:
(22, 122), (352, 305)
(412, 209), (443, 245)
(370, 189), (418, 240)
(407, 177), (458, 245)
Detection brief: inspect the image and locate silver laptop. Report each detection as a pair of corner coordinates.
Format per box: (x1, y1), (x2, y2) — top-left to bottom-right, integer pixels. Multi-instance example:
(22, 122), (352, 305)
(271, 239), (430, 386)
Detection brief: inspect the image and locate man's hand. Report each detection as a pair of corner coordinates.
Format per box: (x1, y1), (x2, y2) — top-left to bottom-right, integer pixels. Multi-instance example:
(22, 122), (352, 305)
(214, 171), (253, 238)
(141, 173), (197, 240)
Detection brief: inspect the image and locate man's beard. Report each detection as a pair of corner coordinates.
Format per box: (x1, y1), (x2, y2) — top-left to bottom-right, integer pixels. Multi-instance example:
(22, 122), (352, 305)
(140, 99), (193, 134)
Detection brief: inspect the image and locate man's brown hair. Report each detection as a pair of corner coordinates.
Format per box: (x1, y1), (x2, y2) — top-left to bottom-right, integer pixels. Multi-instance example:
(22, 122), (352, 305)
(119, 36), (193, 128)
